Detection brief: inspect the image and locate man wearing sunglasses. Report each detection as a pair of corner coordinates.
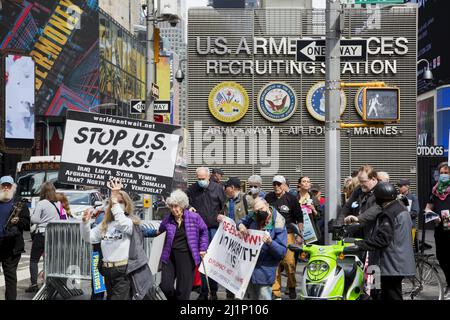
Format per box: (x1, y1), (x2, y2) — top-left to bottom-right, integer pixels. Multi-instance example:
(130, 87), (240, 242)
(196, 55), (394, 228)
(265, 175), (303, 300)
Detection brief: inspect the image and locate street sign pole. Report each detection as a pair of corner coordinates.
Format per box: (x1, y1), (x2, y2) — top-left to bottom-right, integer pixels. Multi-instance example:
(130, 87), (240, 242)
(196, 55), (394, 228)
(146, 0), (155, 122)
(324, 0), (342, 244)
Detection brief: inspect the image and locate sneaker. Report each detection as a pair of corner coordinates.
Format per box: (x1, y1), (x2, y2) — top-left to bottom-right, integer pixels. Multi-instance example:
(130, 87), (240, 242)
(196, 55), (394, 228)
(25, 284), (39, 293)
(289, 288), (297, 300)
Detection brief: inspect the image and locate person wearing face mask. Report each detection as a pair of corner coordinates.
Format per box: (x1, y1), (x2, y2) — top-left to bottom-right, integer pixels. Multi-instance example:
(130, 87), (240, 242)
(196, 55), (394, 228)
(0, 176), (30, 300)
(186, 167), (226, 300)
(344, 182), (415, 300)
(247, 175), (265, 199)
(265, 175), (303, 299)
(217, 177), (254, 299)
(81, 178), (153, 300)
(424, 162), (450, 299)
(237, 198), (287, 300)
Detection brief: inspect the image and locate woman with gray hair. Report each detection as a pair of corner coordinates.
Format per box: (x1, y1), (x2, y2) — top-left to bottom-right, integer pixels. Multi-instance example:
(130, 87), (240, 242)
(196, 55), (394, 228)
(158, 189), (209, 300)
(247, 175), (266, 199)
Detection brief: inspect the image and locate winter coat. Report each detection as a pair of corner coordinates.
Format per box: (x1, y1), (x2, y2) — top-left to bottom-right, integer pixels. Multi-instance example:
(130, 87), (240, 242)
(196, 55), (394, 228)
(355, 200), (415, 277)
(186, 181), (226, 228)
(159, 209), (209, 266)
(0, 196), (30, 256)
(238, 208), (287, 285)
(126, 224), (153, 300)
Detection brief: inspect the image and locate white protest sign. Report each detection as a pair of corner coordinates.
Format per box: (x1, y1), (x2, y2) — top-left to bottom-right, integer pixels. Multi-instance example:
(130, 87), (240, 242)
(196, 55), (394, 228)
(200, 216), (265, 299)
(301, 205), (318, 244)
(148, 231), (166, 275)
(59, 111), (182, 195)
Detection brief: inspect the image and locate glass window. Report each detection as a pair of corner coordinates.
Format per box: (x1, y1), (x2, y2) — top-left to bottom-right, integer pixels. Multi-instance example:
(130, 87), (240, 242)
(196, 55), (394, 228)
(64, 192), (90, 205)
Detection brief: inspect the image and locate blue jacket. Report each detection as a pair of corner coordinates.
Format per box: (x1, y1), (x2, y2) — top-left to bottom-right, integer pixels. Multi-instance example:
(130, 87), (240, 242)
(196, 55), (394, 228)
(238, 208), (287, 285)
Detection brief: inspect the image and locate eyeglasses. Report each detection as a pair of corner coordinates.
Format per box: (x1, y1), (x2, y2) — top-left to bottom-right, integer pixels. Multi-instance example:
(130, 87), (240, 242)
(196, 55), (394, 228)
(248, 185), (259, 188)
(117, 200), (125, 204)
(272, 182), (282, 186)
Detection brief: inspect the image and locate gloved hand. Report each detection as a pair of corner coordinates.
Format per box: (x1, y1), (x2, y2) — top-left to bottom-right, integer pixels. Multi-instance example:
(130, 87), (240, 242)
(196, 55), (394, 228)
(343, 245), (360, 254)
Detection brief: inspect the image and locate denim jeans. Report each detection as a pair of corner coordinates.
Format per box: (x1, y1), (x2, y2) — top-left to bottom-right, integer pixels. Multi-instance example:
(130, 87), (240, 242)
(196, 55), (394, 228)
(201, 228), (218, 295)
(246, 282), (272, 300)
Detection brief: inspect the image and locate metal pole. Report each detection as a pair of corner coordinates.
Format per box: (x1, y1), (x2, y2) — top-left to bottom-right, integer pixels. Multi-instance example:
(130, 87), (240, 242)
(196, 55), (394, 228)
(324, 0), (342, 244)
(146, 0), (155, 122)
(46, 119), (50, 156)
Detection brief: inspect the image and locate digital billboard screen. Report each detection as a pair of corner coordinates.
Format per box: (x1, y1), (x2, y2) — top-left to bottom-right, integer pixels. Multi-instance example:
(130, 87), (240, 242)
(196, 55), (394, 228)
(4, 54), (35, 140)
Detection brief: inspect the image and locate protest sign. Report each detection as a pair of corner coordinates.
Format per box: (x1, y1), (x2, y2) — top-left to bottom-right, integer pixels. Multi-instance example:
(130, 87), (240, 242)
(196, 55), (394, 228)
(200, 217), (266, 299)
(148, 231), (166, 275)
(59, 111), (181, 196)
(425, 211), (440, 224)
(91, 251), (106, 294)
(301, 205), (318, 244)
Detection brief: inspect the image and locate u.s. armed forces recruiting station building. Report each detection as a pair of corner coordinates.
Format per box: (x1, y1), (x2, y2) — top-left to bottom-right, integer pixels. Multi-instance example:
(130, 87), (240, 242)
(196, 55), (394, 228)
(187, 5), (417, 190)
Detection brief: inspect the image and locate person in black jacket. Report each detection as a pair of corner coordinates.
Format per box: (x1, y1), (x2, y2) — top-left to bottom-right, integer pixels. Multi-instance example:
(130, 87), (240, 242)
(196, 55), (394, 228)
(185, 167), (226, 300)
(265, 175), (302, 300)
(345, 182), (415, 300)
(0, 176), (30, 300)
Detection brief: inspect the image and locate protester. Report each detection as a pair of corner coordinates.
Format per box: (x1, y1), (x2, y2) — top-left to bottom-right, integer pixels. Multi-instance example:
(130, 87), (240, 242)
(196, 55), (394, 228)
(424, 162), (450, 299)
(81, 178), (153, 300)
(211, 168), (224, 185)
(56, 192), (71, 220)
(345, 182), (415, 300)
(397, 179), (420, 248)
(297, 176), (321, 243)
(0, 176), (30, 300)
(343, 176), (359, 202)
(340, 165), (381, 239)
(310, 184), (325, 244)
(247, 175), (266, 199)
(238, 198), (287, 300)
(218, 177), (254, 299)
(186, 167), (226, 300)
(27, 182), (60, 293)
(158, 190), (208, 300)
(265, 175), (303, 299)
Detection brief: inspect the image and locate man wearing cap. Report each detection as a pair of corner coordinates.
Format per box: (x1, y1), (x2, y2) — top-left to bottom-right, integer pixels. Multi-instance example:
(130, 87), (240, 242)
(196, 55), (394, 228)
(397, 179), (420, 246)
(211, 168), (224, 185)
(217, 177), (254, 299)
(265, 175), (303, 299)
(0, 176), (30, 300)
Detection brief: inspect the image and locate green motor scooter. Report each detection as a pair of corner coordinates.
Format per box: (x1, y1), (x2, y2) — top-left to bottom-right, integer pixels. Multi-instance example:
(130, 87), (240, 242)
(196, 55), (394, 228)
(288, 224), (364, 300)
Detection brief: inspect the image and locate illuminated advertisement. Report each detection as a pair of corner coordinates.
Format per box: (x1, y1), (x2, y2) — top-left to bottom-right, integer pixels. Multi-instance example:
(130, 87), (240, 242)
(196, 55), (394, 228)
(4, 54), (35, 140)
(0, 0), (99, 116)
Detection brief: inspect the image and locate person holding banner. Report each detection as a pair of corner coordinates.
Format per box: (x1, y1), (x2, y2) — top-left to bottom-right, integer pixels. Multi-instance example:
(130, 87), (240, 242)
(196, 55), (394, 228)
(265, 175), (303, 300)
(186, 167), (226, 300)
(237, 198), (287, 300)
(81, 178), (153, 300)
(158, 190), (209, 300)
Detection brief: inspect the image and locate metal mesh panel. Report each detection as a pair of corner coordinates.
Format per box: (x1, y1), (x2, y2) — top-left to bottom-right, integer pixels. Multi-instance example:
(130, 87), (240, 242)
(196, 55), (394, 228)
(188, 6), (417, 193)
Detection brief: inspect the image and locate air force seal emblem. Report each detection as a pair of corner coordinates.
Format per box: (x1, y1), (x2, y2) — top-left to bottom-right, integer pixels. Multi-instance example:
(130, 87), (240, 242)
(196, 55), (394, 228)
(306, 81), (346, 122)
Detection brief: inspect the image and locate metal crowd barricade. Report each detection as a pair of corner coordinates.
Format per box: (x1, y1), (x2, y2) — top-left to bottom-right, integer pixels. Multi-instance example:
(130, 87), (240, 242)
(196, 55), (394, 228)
(33, 221), (91, 300)
(142, 220), (166, 300)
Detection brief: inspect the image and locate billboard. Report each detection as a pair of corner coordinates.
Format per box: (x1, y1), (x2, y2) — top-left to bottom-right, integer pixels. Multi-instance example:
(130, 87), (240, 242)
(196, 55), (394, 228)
(0, 0), (99, 116)
(4, 54), (35, 140)
(417, 96), (434, 146)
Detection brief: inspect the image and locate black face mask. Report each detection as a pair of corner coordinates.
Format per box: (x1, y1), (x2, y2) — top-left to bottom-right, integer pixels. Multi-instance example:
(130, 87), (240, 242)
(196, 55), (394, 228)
(255, 210), (269, 225)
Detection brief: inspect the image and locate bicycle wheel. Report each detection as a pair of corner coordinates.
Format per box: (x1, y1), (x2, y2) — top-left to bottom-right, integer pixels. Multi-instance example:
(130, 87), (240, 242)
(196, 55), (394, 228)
(402, 259), (444, 300)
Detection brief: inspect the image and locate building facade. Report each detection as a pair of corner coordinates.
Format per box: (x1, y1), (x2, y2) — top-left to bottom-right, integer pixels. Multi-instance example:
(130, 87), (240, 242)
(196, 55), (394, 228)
(188, 6), (418, 192)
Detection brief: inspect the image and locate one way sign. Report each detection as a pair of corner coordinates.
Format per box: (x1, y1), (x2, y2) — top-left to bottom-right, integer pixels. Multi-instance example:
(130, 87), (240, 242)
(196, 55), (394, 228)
(296, 39), (367, 62)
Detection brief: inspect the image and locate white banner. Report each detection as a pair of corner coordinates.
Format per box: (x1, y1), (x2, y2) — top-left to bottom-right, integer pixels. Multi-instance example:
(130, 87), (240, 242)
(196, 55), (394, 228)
(148, 231), (166, 275)
(301, 205), (318, 244)
(200, 217), (266, 299)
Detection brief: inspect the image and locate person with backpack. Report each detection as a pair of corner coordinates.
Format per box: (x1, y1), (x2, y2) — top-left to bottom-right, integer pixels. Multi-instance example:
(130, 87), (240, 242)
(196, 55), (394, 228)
(26, 182), (61, 293)
(217, 177), (254, 299)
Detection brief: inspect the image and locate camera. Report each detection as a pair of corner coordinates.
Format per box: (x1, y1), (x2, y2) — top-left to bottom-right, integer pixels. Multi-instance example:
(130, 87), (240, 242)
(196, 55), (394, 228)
(175, 69), (184, 83)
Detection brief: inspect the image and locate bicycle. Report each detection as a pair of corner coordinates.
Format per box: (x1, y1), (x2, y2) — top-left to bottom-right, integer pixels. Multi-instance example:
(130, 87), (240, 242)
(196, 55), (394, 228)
(402, 213), (445, 300)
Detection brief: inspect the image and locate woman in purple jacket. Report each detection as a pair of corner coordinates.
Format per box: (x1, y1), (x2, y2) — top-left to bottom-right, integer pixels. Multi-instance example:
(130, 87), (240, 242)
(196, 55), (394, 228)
(159, 189), (209, 300)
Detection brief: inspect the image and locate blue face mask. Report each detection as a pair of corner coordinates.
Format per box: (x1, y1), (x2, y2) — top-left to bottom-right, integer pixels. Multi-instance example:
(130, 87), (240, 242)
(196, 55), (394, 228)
(198, 180), (209, 188)
(440, 174), (450, 183)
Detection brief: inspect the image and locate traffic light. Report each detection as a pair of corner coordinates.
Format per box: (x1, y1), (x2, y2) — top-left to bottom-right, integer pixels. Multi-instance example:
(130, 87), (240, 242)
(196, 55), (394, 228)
(362, 87), (400, 122)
